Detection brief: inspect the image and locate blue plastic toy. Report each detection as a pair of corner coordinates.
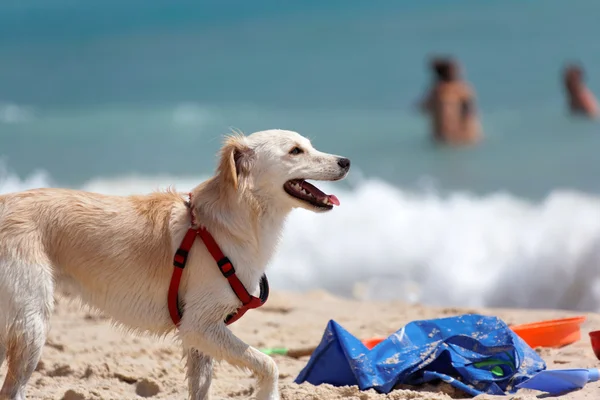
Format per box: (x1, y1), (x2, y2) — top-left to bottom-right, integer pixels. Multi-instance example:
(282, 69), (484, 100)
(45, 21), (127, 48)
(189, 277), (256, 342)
(516, 368), (600, 395)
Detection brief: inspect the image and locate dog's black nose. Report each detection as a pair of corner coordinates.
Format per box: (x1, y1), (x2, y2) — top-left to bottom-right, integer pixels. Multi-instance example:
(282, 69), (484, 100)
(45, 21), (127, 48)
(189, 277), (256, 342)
(337, 157), (351, 170)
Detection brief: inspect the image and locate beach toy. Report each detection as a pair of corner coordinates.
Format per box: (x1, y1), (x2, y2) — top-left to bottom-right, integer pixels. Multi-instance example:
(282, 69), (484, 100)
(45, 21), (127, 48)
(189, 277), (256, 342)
(260, 347), (316, 358)
(260, 337), (387, 359)
(588, 330), (600, 359)
(295, 315), (546, 396)
(510, 316), (586, 348)
(362, 337), (385, 349)
(516, 368), (600, 395)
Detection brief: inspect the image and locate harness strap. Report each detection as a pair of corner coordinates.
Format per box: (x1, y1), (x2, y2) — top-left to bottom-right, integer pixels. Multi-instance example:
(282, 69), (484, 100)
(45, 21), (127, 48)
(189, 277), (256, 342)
(167, 228), (196, 326)
(168, 226), (269, 327)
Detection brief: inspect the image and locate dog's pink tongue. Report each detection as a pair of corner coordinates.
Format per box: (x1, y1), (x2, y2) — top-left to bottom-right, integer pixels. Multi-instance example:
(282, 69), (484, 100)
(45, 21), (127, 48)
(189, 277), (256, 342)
(328, 194), (340, 206)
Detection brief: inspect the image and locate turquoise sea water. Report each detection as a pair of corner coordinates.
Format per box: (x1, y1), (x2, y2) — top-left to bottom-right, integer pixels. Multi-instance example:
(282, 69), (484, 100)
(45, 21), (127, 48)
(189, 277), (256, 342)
(2, 1), (600, 311)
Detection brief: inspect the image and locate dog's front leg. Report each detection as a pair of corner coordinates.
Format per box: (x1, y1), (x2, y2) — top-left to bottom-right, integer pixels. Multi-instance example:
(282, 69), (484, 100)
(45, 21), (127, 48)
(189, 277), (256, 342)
(180, 323), (279, 400)
(186, 348), (213, 400)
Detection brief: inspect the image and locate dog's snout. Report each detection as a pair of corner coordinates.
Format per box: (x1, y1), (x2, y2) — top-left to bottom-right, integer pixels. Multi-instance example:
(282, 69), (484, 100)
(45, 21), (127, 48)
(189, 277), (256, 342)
(337, 157), (351, 170)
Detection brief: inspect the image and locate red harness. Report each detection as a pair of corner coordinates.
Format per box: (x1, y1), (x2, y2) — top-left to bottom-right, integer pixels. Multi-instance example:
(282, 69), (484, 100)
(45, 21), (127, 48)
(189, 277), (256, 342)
(167, 196), (269, 326)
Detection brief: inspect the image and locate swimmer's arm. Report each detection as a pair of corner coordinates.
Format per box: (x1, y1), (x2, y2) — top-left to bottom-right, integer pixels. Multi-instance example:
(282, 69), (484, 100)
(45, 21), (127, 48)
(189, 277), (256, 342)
(461, 98), (475, 117)
(416, 90), (434, 113)
(461, 86), (478, 118)
(581, 88), (599, 117)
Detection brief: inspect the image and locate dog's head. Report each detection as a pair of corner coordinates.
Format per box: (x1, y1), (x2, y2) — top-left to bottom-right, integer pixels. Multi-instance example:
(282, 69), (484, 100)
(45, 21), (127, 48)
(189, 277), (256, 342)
(217, 129), (350, 212)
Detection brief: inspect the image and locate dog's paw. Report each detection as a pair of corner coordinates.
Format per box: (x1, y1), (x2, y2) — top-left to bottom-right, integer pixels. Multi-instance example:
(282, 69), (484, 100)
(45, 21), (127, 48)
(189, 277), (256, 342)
(255, 381), (279, 400)
(255, 391), (279, 400)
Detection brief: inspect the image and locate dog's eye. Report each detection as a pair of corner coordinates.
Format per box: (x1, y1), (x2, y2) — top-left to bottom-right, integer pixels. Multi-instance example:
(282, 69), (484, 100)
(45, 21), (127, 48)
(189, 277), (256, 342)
(289, 147), (304, 155)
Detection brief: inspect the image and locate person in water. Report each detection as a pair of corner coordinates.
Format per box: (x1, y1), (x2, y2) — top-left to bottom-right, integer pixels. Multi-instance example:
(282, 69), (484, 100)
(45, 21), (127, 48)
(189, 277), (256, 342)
(418, 57), (482, 145)
(563, 63), (598, 118)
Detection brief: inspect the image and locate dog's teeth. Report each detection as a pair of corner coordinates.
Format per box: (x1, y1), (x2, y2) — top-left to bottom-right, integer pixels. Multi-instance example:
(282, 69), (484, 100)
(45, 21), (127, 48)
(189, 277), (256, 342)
(292, 183), (314, 198)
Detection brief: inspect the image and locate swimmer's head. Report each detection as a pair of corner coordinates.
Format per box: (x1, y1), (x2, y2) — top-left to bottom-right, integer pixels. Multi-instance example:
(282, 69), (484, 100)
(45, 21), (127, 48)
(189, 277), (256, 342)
(430, 57), (459, 82)
(564, 63), (584, 85)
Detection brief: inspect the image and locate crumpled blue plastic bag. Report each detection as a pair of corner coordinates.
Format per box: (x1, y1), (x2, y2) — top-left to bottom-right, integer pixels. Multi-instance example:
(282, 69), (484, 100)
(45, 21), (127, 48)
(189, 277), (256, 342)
(295, 314), (546, 396)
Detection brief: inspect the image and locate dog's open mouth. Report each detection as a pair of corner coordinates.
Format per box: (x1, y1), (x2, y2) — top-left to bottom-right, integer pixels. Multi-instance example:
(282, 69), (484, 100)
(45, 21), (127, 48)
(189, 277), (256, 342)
(284, 179), (340, 210)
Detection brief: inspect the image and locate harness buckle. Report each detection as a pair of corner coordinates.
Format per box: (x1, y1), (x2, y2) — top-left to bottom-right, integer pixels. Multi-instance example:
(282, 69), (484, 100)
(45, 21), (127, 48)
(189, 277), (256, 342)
(173, 248), (189, 269)
(217, 257), (236, 277)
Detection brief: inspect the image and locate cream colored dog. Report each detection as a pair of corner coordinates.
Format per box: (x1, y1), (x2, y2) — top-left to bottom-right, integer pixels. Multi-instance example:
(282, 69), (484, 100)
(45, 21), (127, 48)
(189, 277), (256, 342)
(0, 129), (350, 400)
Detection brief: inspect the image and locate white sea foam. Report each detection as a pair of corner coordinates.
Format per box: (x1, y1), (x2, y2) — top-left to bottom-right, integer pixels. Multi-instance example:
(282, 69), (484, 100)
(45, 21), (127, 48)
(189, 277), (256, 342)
(172, 103), (213, 128)
(0, 102), (35, 124)
(3, 168), (600, 312)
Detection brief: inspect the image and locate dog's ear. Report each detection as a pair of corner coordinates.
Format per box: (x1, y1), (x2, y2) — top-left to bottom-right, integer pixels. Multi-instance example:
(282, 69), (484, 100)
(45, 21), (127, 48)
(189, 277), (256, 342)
(218, 136), (254, 190)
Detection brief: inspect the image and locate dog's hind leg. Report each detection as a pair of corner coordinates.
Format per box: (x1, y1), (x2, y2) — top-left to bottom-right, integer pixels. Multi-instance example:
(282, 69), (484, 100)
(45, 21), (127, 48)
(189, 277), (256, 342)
(0, 315), (49, 400)
(186, 348), (213, 400)
(0, 261), (53, 400)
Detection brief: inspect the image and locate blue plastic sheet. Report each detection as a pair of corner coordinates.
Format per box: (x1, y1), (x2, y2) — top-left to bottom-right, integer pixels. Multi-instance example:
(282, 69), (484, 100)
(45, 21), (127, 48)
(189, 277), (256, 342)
(295, 314), (546, 396)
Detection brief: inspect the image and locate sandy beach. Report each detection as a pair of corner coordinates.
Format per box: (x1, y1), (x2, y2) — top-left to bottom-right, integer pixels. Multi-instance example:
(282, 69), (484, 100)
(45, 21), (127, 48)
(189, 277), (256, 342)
(1, 290), (597, 400)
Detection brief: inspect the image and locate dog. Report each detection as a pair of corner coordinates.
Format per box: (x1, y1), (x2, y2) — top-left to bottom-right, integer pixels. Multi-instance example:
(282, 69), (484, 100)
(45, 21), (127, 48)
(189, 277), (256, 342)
(0, 129), (350, 400)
